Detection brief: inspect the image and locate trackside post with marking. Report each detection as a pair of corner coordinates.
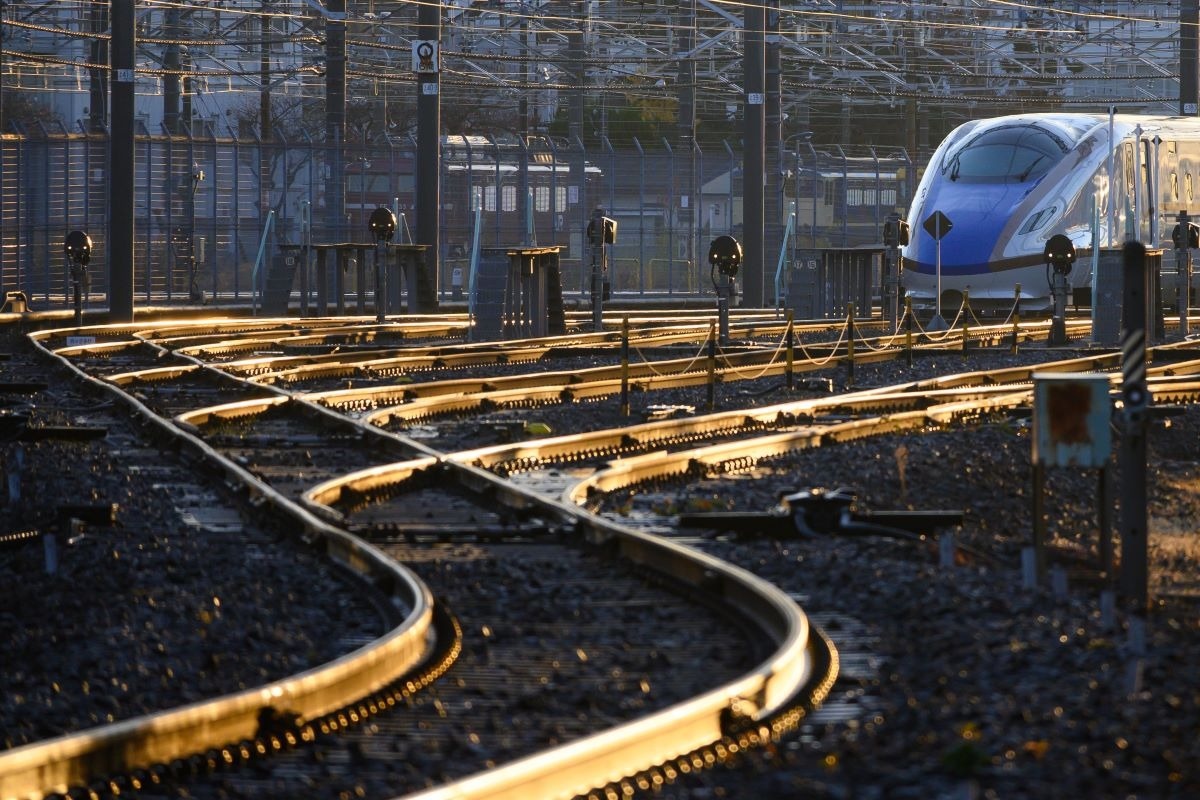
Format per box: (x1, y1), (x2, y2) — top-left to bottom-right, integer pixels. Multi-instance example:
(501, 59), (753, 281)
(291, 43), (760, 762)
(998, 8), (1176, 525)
(1119, 241), (1149, 612)
(785, 310), (795, 390)
(620, 316), (630, 417)
(1011, 283), (1021, 354)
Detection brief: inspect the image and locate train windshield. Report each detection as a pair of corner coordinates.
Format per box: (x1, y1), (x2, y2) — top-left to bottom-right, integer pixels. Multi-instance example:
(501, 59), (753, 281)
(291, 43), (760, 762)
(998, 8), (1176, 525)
(942, 124), (1068, 183)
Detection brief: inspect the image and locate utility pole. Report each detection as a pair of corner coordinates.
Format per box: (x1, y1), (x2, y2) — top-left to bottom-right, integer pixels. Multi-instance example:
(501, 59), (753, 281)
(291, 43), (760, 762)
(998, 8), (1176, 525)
(90, 3), (109, 132)
(416, 0), (441, 296)
(743, 1), (766, 308)
(570, 4), (588, 286)
(163, 6), (180, 134)
(261, 1), (272, 141)
(109, 0), (135, 321)
(519, 13), (531, 245)
(678, 0), (697, 292)
(1182, 0), (1199, 115)
(325, 0), (346, 242)
(765, 1), (782, 309)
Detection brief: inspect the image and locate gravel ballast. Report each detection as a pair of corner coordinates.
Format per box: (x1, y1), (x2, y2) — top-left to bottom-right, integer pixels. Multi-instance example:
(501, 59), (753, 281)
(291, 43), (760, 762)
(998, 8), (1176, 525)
(3, 321), (1198, 799)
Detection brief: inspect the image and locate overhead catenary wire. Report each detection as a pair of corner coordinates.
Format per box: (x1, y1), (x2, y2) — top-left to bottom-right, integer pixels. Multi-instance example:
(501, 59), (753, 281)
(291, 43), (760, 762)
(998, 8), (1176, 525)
(0, 0), (1187, 114)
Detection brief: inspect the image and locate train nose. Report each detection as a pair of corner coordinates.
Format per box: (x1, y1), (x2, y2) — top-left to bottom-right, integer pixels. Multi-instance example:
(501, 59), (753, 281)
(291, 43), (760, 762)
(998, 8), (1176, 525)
(906, 194), (1015, 275)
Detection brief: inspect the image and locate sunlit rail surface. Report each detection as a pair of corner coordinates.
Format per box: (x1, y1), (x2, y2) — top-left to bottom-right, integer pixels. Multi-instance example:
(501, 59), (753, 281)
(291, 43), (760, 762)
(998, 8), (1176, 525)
(3, 307), (1200, 800)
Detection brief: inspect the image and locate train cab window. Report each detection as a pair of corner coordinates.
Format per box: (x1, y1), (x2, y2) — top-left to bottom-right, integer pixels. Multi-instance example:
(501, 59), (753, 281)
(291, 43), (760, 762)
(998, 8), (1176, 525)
(1188, 173), (1194, 203)
(942, 124), (1067, 183)
(1172, 172), (1179, 202)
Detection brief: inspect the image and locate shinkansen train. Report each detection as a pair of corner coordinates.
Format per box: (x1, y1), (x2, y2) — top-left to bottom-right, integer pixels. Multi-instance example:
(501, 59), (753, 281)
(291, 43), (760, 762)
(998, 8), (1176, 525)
(902, 112), (1199, 311)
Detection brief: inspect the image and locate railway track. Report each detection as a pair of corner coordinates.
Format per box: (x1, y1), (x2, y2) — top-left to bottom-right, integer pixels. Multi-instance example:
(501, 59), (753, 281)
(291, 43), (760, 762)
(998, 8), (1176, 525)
(4, 311), (1199, 800)
(1, 313), (827, 800)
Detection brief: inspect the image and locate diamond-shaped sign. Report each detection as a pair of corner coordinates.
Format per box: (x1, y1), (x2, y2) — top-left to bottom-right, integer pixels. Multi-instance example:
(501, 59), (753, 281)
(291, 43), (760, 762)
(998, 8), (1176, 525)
(923, 210), (953, 240)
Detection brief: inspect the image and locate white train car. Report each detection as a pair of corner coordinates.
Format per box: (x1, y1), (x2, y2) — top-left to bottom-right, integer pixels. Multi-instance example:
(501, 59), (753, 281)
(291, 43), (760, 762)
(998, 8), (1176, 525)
(902, 112), (1199, 311)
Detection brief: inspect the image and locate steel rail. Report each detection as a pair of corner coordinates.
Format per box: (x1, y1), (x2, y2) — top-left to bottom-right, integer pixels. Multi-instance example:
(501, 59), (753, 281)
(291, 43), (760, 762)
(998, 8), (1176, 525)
(168, 321), (472, 358)
(1, 328), (440, 800)
(564, 371), (1200, 506)
(351, 345), (1152, 430)
(301, 459), (823, 800)
(12, 317), (1195, 800)
(563, 394), (1030, 504)
(25, 319), (825, 800)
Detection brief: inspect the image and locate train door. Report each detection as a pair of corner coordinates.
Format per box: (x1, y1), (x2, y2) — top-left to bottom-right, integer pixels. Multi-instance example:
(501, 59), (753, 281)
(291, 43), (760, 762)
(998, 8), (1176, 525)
(1122, 142), (1135, 240)
(1143, 137), (1158, 244)
(1123, 140), (1154, 242)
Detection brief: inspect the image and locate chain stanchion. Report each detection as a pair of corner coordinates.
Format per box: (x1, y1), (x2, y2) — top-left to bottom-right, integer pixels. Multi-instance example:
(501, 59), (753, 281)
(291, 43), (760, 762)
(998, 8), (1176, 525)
(1011, 282), (1021, 355)
(620, 316), (630, 417)
(904, 296), (914, 368)
(845, 302), (856, 388)
(962, 289), (970, 354)
(706, 322), (717, 412)
(785, 310), (795, 391)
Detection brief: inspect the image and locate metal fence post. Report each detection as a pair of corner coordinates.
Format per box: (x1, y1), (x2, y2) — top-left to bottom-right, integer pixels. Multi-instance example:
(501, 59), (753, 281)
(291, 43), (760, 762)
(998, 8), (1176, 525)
(1118, 241), (1149, 612)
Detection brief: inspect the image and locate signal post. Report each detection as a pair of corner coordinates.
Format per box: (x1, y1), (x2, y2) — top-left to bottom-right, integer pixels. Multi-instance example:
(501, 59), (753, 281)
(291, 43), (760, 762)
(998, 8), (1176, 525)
(709, 235), (742, 346)
(1044, 234), (1076, 346)
(587, 207), (617, 332)
(1173, 210), (1197, 336)
(883, 212), (910, 329)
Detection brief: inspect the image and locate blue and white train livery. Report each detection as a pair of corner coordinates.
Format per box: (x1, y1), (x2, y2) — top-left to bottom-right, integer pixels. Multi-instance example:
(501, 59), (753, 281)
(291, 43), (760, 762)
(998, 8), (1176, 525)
(902, 112), (1199, 310)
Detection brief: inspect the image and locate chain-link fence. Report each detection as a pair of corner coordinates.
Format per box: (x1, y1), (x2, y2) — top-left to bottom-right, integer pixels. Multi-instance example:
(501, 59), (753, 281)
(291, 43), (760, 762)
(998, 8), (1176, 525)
(0, 122), (916, 310)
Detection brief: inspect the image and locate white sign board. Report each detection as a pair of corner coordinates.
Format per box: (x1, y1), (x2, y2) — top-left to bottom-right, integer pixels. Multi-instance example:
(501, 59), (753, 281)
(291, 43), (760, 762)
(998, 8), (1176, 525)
(413, 41), (439, 73)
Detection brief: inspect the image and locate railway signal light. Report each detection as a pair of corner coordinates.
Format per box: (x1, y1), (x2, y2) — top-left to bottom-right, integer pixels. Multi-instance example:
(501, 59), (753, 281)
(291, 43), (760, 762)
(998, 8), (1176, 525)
(587, 214), (617, 245)
(883, 214), (910, 247)
(369, 207), (398, 243)
(708, 235), (743, 278)
(64, 230), (92, 266)
(1171, 220), (1199, 249)
(1043, 233), (1076, 275)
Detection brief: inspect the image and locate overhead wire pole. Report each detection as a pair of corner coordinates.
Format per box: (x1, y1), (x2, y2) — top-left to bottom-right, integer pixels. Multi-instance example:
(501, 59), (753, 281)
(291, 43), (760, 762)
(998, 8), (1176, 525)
(325, 0), (346, 243)
(1183, 0), (1199, 115)
(765, 1), (782, 310)
(0, 0), (4, 270)
(261, 0), (272, 142)
(109, 0), (135, 322)
(416, 0), (441, 300)
(90, 3), (109, 132)
(570, 4), (588, 294)
(743, 0), (766, 308)
(678, 0), (697, 294)
(163, 7), (180, 134)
